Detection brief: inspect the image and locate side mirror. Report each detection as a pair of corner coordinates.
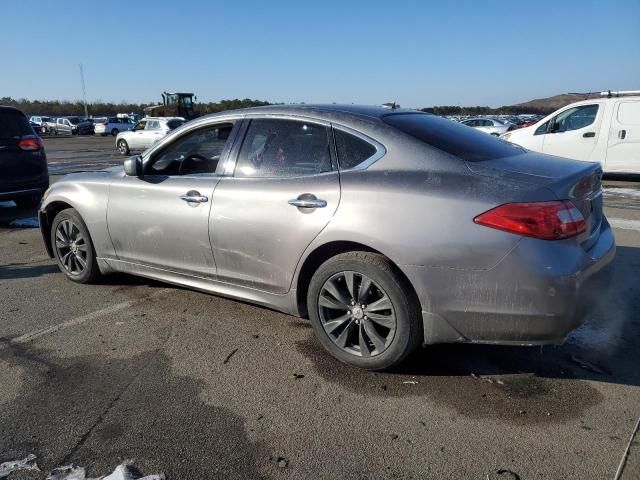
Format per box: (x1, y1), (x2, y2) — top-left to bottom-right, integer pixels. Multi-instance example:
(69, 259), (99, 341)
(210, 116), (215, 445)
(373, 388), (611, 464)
(124, 155), (144, 178)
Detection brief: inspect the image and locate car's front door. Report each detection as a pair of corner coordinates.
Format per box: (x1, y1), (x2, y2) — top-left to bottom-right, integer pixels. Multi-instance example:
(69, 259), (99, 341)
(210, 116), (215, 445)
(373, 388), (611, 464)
(143, 120), (165, 149)
(542, 103), (602, 161)
(128, 120), (147, 149)
(211, 117), (340, 293)
(106, 121), (241, 277)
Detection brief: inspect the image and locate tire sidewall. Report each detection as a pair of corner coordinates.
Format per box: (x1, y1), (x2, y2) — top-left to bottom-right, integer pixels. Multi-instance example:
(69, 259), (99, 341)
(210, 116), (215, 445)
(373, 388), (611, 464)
(307, 254), (421, 370)
(51, 209), (99, 283)
(118, 140), (129, 155)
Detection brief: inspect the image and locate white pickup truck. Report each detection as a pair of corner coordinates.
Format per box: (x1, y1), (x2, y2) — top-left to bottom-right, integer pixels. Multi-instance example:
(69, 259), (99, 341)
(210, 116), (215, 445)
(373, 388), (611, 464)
(502, 91), (640, 174)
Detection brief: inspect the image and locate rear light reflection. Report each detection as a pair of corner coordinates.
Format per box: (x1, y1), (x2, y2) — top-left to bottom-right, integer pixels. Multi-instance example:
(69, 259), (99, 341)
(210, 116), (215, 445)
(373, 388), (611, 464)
(18, 135), (44, 151)
(474, 200), (587, 240)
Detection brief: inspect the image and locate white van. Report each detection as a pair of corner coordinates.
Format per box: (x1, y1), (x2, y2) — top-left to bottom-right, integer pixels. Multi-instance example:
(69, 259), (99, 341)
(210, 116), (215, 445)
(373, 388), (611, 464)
(501, 91), (640, 174)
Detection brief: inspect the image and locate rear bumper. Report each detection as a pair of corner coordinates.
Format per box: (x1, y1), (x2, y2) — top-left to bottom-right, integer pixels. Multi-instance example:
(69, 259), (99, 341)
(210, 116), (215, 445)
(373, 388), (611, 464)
(403, 219), (616, 345)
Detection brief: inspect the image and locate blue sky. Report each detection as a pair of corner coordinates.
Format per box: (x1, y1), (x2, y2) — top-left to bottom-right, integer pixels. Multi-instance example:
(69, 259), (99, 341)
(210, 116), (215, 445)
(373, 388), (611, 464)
(1, 0), (638, 107)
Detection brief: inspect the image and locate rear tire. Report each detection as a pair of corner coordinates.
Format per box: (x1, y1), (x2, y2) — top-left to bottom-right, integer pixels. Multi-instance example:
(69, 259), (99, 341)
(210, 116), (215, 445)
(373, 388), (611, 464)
(51, 208), (102, 284)
(307, 251), (422, 371)
(117, 139), (130, 156)
(111, 128), (119, 136)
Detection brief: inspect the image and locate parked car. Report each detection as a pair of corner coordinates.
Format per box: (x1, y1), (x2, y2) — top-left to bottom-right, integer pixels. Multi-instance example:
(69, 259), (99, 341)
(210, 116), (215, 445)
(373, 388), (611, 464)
(29, 116), (52, 129)
(41, 117), (58, 135)
(94, 117), (135, 136)
(76, 118), (95, 135)
(115, 117), (186, 155)
(1, 106), (48, 207)
(50, 117), (78, 135)
(29, 121), (43, 135)
(461, 117), (511, 136)
(501, 94), (640, 174)
(38, 105), (614, 370)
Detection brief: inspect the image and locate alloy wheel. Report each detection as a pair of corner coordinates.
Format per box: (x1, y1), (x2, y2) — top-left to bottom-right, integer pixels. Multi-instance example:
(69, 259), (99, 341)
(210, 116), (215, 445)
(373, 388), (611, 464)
(54, 220), (88, 275)
(318, 271), (397, 357)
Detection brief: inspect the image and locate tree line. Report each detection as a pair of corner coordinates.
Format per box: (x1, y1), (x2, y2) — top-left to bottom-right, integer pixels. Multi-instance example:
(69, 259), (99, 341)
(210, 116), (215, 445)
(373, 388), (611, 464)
(1, 96), (550, 117)
(0, 97), (272, 117)
(420, 105), (548, 116)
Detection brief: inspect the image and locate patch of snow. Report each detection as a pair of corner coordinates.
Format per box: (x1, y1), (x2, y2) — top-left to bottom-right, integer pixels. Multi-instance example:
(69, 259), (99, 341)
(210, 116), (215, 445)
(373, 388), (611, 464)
(608, 218), (640, 232)
(0, 454), (40, 478)
(8, 217), (39, 228)
(48, 463), (164, 480)
(604, 187), (640, 198)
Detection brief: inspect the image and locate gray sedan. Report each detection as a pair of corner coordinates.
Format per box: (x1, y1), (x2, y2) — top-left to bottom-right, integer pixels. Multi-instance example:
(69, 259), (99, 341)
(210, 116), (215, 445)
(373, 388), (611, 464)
(38, 105), (615, 370)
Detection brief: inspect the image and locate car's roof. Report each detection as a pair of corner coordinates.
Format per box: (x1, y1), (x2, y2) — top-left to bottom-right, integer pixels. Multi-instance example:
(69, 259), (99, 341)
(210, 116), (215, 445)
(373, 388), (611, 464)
(0, 105), (25, 114)
(206, 104), (422, 121)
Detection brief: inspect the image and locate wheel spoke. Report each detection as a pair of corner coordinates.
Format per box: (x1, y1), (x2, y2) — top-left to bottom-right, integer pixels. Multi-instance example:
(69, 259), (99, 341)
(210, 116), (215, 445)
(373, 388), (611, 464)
(343, 272), (356, 301)
(358, 327), (371, 357)
(366, 312), (395, 329)
(75, 253), (86, 270)
(323, 313), (352, 335)
(358, 276), (372, 303)
(365, 295), (392, 313)
(55, 229), (69, 245)
(335, 320), (355, 348)
(319, 294), (349, 311)
(323, 279), (351, 307)
(363, 320), (386, 352)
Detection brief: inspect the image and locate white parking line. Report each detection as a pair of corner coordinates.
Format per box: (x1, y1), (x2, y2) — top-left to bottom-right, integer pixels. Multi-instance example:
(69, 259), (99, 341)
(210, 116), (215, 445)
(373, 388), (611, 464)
(12, 289), (171, 344)
(609, 218), (640, 232)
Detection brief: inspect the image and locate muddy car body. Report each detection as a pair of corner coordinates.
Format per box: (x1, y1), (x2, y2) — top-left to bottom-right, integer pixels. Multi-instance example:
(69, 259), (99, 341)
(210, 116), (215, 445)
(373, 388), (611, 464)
(38, 105), (615, 369)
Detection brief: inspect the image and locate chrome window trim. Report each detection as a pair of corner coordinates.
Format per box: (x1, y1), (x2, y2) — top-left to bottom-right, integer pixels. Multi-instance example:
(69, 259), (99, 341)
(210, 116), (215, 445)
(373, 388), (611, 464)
(331, 124), (386, 171)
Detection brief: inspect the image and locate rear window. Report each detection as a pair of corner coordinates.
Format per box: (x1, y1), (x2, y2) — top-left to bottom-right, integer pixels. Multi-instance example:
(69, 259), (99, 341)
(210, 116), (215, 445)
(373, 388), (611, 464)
(383, 113), (525, 161)
(0, 109), (32, 138)
(166, 119), (185, 130)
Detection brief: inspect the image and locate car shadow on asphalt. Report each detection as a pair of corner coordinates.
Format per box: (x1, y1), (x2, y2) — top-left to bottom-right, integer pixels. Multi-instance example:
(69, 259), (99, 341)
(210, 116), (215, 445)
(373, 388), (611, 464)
(0, 263), (60, 280)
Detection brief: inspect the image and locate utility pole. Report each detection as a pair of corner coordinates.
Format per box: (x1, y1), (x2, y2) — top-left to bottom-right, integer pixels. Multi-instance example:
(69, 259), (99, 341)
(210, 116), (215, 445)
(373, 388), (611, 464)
(79, 63), (88, 118)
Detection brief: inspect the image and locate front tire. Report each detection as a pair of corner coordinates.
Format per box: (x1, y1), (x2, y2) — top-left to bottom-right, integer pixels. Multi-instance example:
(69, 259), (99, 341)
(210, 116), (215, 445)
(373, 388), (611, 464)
(307, 251), (422, 370)
(117, 139), (130, 155)
(51, 208), (102, 284)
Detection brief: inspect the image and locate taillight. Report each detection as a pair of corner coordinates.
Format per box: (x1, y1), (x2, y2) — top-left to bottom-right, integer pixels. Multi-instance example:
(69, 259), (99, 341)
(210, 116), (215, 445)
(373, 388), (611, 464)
(474, 200), (586, 240)
(18, 135), (44, 151)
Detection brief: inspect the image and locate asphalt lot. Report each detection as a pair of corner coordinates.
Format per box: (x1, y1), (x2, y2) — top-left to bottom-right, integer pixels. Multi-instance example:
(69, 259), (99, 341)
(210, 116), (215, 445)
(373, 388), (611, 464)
(1, 136), (640, 479)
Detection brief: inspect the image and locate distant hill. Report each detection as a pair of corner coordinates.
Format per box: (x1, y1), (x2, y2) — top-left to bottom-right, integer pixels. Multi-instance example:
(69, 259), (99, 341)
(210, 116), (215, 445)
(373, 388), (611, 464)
(509, 93), (600, 113)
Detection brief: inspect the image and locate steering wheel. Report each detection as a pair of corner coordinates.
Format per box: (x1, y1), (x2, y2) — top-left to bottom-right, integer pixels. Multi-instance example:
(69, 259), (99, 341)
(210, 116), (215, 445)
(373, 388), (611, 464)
(178, 154), (209, 175)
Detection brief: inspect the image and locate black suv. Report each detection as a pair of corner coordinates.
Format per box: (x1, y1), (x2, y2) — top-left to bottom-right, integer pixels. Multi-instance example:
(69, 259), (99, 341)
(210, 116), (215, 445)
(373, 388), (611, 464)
(0, 106), (49, 208)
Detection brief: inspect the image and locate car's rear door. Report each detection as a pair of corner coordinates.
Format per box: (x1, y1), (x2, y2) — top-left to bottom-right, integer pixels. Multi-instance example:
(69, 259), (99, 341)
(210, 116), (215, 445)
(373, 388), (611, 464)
(210, 116), (340, 294)
(605, 99), (640, 173)
(106, 120), (242, 277)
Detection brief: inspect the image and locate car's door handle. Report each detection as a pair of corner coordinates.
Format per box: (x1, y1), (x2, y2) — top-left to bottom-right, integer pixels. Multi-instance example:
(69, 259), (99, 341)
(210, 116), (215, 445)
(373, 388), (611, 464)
(619, 129), (627, 140)
(288, 197), (327, 209)
(180, 191), (208, 203)
(583, 131), (596, 138)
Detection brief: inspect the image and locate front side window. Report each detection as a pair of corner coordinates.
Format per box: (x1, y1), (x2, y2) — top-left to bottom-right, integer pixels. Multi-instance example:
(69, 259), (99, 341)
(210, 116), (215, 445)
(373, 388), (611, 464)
(132, 120), (147, 131)
(551, 104), (599, 133)
(235, 119), (332, 178)
(334, 129), (378, 169)
(534, 120), (550, 135)
(147, 123), (234, 176)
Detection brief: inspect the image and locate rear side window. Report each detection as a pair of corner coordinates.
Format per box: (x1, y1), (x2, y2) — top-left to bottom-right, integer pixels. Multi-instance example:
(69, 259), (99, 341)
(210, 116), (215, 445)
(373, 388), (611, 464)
(383, 113), (524, 162)
(334, 129), (378, 169)
(235, 119), (332, 177)
(617, 101), (640, 125)
(0, 110), (32, 138)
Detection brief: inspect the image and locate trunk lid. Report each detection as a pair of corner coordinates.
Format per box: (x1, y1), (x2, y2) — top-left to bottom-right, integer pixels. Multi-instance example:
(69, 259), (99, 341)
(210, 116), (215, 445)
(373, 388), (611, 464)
(466, 152), (604, 250)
